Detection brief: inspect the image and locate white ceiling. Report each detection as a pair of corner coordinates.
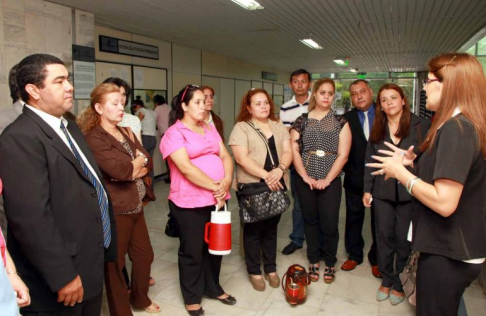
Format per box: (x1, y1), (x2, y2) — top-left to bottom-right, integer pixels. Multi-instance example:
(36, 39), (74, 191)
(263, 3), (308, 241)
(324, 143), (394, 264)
(50, 0), (486, 73)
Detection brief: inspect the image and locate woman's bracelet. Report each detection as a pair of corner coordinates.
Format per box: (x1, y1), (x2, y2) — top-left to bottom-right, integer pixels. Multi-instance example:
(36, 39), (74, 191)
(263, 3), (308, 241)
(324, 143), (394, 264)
(407, 177), (421, 196)
(406, 176), (416, 192)
(277, 163), (286, 172)
(6, 271), (18, 275)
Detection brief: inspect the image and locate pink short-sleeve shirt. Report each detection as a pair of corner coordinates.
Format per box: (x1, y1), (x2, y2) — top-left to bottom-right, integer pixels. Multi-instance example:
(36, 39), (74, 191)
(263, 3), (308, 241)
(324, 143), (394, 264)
(160, 120), (230, 208)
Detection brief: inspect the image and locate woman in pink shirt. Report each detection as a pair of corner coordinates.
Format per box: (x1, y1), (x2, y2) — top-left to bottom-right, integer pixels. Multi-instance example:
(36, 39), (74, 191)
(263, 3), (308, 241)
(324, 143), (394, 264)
(160, 85), (235, 316)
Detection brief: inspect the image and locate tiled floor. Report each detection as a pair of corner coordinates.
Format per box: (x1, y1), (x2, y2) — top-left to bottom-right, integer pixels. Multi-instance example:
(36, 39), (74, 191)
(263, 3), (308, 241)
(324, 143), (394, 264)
(101, 180), (486, 316)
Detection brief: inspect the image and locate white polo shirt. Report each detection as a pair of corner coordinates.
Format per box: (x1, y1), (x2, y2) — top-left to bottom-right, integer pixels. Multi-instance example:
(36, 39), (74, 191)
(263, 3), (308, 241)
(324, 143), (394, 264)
(279, 92), (311, 128)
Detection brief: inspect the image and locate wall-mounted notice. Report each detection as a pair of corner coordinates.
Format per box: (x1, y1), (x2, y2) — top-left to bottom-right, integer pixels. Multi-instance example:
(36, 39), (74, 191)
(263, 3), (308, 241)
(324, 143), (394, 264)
(99, 35), (159, 60)
(72, 45), (96, 100)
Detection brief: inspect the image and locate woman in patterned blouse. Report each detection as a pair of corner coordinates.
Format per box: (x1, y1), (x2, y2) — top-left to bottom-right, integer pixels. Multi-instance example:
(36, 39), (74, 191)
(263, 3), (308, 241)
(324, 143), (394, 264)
(290, 78), (352, 283)
(79, 83), (159, 315)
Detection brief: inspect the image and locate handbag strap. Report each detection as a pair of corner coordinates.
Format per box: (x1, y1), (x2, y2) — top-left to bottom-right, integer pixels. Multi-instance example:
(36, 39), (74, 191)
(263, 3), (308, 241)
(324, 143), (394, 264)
(246, 121), (276, 167)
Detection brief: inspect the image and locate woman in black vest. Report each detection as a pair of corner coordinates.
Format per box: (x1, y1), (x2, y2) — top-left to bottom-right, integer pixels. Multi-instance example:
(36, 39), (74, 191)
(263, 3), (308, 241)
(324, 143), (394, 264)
(363, 83), (430, 305)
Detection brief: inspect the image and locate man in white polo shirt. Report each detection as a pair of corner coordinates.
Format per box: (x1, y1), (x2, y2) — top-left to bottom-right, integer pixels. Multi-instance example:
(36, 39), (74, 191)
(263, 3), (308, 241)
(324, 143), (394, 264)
(280, 69), (311, 255)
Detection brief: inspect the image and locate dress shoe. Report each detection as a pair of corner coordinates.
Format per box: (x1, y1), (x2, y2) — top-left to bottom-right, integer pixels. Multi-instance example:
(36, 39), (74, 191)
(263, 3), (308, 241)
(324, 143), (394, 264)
(371, 265), (382, 278)
(264, 272), (280, 288)
(389, 291), (405, 305)
(215, 294), (237, 305)
(341, 259), (359, 271)
(376, 286), (390, 302)
(187, 307), (204, 315)
(249, 275), (265, 291)
(282, 242), (302, 255)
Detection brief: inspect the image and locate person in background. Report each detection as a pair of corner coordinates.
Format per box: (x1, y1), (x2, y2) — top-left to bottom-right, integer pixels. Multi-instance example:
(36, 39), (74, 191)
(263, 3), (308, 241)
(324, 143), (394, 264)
(0, 64), (24, 239)
(154, 94), (171, 184)
(102, 77), (143, 144)
(279, 69), (311, 256)
(363, 83), (430, 305)
(200, 86), (225, 142)
(0, 53), (117, 315)
(369, 53), (486, 316)
(342, 79), (380, 278)
(0, 179), (31, 315)
(229, 88), (292, 291)
(80, 83), (159, 315)
(290, 78), (351, 284)
(160, 84), (235, 315)
(132, 100), (157, 187)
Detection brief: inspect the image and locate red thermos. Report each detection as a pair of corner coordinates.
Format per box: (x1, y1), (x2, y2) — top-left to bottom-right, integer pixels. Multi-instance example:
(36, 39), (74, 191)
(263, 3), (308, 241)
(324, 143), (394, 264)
(282, 264), (311, 305)
(204, 204), (232, 255)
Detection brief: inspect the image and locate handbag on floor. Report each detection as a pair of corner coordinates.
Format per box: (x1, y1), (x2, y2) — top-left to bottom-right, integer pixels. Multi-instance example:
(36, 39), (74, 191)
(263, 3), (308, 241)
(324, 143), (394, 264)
(164, 211), (179, 238)
(235, 121), (290, 224)
(399, 250), (420, 306)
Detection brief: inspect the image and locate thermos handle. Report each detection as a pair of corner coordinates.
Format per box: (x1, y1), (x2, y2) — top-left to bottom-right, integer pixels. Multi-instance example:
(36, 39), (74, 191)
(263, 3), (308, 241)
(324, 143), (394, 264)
(281, 272), (287, 291)
(204, 222), (211, 244)
(214, 203), (228, 213)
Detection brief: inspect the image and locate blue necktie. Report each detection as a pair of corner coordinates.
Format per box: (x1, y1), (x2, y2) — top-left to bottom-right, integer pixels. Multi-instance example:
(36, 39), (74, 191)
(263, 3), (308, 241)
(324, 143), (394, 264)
(60, 122), (111, 248)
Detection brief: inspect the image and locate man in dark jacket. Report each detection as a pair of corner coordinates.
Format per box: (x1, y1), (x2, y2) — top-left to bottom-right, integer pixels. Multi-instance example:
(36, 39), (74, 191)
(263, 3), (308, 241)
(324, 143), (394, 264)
(342, 79), (380, 278)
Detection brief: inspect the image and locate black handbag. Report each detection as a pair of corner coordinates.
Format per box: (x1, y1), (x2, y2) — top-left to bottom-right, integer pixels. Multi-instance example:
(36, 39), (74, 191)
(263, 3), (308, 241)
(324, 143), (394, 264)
(236, 121), (290, 223)
(164, 212), (179, 238)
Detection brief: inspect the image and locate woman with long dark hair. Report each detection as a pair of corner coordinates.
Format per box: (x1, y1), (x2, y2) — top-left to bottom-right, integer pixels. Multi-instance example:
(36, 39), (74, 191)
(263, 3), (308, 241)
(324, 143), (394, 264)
(160, 85), (235, 315)
(369, 53), (486, 315)
(363, 83), (430, 305)
(229, 88), (292, 291)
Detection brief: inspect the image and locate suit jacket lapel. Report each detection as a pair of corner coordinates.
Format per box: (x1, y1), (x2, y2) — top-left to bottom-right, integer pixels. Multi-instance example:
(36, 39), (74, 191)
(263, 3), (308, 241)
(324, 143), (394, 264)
(23, 107), (90, 182)
(350, 109), (367, 142)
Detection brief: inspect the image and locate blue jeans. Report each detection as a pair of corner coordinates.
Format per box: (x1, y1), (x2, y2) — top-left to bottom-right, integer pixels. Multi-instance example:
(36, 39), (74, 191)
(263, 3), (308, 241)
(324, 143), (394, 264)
(289, 168), (305, 247)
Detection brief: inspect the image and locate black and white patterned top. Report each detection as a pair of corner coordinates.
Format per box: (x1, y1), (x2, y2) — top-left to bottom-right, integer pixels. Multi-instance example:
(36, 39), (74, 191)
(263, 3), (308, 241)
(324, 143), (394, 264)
(117, 139), (145, 215)
(292, 111), (347, 180)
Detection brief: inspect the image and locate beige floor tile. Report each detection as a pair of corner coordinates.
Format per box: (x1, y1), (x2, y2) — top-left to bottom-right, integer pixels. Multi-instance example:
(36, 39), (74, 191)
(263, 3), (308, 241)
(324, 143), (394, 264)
(318, 293), (379, 315)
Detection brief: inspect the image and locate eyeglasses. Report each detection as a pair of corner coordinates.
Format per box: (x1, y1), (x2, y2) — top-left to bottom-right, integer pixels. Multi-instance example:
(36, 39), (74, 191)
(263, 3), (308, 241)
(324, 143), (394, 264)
(422, 78), (441, 86)
(181, 84), (199, 101)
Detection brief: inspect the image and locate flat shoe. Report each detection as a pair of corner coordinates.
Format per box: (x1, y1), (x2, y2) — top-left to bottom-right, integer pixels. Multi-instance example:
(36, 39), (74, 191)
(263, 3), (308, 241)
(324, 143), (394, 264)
(341, 259), (359, 271)
(282, 242), (302, 255)
(249, 275), (265, 291)
(376, 289), (389, 302)
(389, 292), (405, 305)
(145, 301), (161, 314)
(216, 294), (237, 305)
(264, 273), (280, 288)
(187, 307), (204, 315)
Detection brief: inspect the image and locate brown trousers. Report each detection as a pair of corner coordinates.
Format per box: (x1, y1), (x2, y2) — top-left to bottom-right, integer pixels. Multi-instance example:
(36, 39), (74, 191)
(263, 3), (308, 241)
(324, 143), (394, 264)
(105, 210), (154, 316)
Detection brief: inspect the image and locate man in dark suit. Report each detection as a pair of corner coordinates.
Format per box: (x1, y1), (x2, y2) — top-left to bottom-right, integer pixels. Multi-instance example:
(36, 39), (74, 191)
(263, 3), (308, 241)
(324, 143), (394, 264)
(0, 54), (117, 315)
(342, 79), (380, 278)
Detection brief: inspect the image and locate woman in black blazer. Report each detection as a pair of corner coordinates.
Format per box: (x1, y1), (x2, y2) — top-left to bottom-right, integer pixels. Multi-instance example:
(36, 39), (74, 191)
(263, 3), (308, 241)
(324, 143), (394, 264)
(363, 83), (430, 305)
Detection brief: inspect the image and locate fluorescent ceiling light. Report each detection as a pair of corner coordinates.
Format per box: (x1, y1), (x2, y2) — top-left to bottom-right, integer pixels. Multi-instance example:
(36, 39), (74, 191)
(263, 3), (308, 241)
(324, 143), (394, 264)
(231, 0), (264, 10)
(333, 59), (349, 66)
(349, 68), (358, 73)
(300, 39), (323, 50)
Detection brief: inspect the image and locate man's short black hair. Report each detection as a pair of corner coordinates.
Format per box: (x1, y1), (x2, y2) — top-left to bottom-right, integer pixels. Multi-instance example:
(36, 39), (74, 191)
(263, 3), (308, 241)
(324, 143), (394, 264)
(289, 69), (311, 82)
(349, 79), (370, 90)
(8, 64), (20, 103)
(153, 94), (166, 105)
(16, 54), (64, 103)
(103, 77), (132, 106)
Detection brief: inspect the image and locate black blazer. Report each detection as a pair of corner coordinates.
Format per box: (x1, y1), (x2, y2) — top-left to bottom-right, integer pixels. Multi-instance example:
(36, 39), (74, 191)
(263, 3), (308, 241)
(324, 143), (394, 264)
(0, 107), (117, 312)
(363, 114), (431, 202)
(343, 108), (369, 194)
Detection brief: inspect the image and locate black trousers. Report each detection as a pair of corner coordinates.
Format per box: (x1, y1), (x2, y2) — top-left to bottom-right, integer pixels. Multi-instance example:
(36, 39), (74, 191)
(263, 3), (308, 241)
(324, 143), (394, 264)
(243, 214), (281, 275)
(416, 253), (481, 316)
(296, 176), (341, 266)
(21, 292), (102, 316)
(344, 190), (378, 265)
(169, 200), (225, 305)
(374, 199), (412, 292)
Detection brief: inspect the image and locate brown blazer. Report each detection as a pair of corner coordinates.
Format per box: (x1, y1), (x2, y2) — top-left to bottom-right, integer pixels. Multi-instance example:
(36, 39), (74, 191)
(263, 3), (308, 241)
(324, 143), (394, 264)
(85, 124), (153, 214)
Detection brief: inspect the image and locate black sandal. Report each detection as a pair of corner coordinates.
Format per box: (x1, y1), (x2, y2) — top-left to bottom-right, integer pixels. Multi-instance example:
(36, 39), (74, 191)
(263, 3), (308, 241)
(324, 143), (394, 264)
(308, 265), (320, 282)
(323, 267), (335, 284)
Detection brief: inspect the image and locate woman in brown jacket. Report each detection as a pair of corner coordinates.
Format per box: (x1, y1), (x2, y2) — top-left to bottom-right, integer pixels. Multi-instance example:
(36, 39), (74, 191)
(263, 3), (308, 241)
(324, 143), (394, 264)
(78, 83), (159, 315)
